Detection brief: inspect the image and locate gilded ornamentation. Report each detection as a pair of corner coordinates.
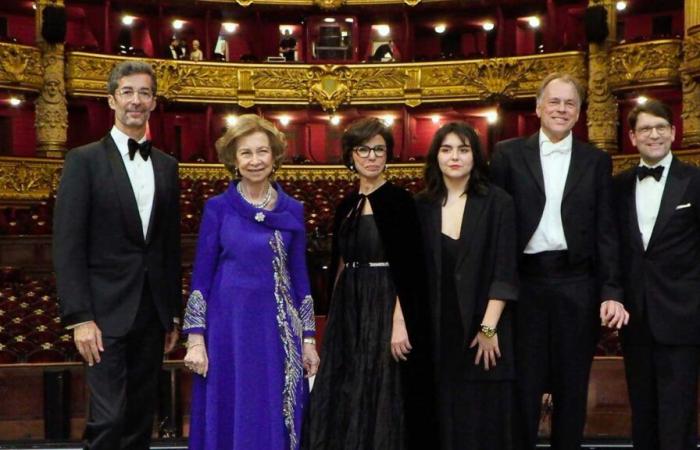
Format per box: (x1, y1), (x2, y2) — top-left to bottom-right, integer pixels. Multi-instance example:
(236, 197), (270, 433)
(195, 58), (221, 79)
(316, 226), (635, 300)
(36, 44), (68, 155)
(0, 158), (62, 201)
(65, 51), (585, 106)
(314, 0), (344, 8)
(588, 48), (618, 152)
(681, 69), (700, 147)
(0, 43), (42, 90)
(66, 53), (238, 102)
(608, 40), (682, 91)
(421, 53), (586, 101)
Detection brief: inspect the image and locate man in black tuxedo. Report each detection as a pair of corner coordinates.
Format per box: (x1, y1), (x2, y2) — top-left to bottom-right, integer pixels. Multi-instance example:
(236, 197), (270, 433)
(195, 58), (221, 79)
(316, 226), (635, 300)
(490, 73), (629, 449)
(164, 37), (182, 59)
(614, 100), (700, 450)
(53, 61), (181, 450)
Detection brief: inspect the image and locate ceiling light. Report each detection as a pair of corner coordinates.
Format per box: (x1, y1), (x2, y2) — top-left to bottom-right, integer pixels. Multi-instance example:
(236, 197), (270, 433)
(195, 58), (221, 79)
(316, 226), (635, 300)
(616, 1), (627, 11)
(483, 21), (495, 32)
(431, 115), (440, 124)
(279, 116), (291, 126)
(637, 96), (648, 105)
(222, 22), (238, 33)
(324, 17), (336, 23)
(527, 16), (541, 29)
(486, 110), (498, 124)
(9, 97), (22, 107)
(345, 18), (354, 23)
(382, 115), (394, 126)
(375, 24), (391, 37)
(330, 115), (341, 126)
(172, 19), (185, 30)
(434, 24), (446, 34)
(122, 15), (135, 26)
(279, 25), (294, 34)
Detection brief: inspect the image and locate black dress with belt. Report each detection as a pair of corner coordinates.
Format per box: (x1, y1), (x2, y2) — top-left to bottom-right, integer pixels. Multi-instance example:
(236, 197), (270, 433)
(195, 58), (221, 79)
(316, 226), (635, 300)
(308, 214), (404, 449)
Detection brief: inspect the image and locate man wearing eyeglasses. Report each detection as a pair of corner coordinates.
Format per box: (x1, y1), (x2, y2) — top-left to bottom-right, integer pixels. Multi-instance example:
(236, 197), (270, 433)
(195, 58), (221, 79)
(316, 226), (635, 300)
(53, 61), (182, 450)
(613, 99), (700, 450)
(490, 73), (628, 449)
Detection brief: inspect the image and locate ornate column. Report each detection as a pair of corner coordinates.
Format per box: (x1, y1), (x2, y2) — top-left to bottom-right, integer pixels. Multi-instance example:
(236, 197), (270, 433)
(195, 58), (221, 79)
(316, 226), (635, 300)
(682, 0), (700, 147)
(35, 0), (68, 158)
(586, 0), (618, 153)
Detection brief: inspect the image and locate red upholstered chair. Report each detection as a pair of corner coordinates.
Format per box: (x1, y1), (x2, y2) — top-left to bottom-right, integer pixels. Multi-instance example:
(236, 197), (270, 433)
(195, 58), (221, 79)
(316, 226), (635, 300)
(0, 343), (19, 364)
(27, 343), (66, 363)
(53, 333), (78, 360)
(0, 267), (22, 284)
(8, 334), (34, 360)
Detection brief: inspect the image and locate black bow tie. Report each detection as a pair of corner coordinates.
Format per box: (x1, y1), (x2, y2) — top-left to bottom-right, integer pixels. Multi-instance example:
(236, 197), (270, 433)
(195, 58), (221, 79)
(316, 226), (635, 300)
(636, 165), (664, 182)
(127, 138), (152, 161)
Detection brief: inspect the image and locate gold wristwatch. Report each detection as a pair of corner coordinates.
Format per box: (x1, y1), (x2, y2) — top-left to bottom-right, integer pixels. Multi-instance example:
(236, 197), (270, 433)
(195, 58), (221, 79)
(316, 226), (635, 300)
(480, 324), (497, 338)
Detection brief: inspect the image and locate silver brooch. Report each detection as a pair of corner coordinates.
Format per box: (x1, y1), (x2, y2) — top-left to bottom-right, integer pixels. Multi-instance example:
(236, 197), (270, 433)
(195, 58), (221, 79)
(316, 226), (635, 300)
(255, 211), (266, 222)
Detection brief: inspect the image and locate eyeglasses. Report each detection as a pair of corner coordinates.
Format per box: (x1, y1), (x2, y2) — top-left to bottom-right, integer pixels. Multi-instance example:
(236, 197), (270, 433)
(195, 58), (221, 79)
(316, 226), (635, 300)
(353, 145), (387, 158)
(635, 124), (671, 137)
(114, 88), (154, 101)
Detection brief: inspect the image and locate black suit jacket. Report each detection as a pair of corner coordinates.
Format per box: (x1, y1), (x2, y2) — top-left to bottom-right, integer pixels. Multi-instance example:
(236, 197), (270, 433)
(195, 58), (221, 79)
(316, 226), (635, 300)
(415, 185), (519, 381)
(490, 133), (623, 302)
(53, 134), (182, 337)
(614, 157), (700, 345)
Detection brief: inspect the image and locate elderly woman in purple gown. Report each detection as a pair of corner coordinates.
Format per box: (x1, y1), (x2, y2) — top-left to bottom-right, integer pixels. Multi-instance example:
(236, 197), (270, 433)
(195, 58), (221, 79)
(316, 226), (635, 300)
(182, 114), (320, 450)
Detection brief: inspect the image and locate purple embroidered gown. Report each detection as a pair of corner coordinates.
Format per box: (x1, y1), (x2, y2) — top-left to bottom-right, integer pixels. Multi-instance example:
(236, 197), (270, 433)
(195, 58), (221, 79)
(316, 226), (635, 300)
(183, 181), (315, 450)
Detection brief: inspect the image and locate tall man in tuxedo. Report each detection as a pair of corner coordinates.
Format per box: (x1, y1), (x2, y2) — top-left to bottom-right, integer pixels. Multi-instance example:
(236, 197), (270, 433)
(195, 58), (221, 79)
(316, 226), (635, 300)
(614, 100), (700, 450)
(53, 61), (182, 450)
(490, 73), (629, 449)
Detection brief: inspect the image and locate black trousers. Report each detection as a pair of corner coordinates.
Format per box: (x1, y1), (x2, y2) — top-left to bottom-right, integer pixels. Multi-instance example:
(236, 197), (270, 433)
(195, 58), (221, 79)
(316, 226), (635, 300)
(623, 337), (699, 450)
(83, 283), (165, 450)
(515, 251), (599, 450)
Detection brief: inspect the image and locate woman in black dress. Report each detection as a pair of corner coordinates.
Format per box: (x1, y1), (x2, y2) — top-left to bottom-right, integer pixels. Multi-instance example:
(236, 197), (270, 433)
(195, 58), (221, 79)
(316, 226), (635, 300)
(415, 122), (519, 450)
(307, 117), (435, 450)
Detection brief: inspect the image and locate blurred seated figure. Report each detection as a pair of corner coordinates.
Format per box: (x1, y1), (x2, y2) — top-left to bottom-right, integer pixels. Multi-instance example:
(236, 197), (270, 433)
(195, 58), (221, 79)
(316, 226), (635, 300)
(279, 29), (297, 61)
(190, 39), (204, 61)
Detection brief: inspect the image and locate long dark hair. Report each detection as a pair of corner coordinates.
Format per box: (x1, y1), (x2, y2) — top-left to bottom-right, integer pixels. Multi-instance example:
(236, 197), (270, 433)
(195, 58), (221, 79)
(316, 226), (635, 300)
(421, 121), (489, 204)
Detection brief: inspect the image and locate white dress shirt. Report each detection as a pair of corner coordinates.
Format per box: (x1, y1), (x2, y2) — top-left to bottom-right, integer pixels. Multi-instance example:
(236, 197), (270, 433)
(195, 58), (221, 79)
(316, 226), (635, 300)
(110, 126), (155, 239)
(524, 129), (573, 254)
(636, 151), (672, 250)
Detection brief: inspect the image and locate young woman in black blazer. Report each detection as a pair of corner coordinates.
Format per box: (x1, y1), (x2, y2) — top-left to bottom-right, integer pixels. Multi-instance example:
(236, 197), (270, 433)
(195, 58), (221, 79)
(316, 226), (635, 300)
(415, 122), (519, 450)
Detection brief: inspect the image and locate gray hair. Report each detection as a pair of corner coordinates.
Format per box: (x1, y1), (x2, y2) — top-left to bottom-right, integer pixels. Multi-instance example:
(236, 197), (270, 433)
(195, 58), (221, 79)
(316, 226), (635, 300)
(107, 60), (157, 96)
(535, 72), (585, 107)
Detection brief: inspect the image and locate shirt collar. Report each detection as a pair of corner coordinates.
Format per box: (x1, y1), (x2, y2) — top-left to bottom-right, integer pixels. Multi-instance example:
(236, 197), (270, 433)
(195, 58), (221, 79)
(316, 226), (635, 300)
(110, 126), (147, 158)
(539, 129), (573, 151)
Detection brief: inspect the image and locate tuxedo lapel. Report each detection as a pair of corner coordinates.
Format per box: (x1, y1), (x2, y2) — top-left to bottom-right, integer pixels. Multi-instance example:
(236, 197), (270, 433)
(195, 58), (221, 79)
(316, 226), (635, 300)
(647, 158), (689, 250)
(623, 170), (645, 253)
(563, 140), (587, 200)
(522, 134), (545, 195)
(104, 135), (146, 246)
(456, 193), (486, 269)
(145, 150), (167, 245)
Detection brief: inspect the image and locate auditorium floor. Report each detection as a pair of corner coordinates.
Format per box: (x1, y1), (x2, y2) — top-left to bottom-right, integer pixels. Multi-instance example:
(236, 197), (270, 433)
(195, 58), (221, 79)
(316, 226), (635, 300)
(0, 439), (655, 450)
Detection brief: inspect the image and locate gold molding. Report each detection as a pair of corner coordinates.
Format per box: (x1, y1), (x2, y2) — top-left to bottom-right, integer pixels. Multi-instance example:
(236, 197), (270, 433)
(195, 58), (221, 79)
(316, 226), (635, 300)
(0, 157), (62, 202)
(608, 39), (682, 92)
(66, 53), (239, 102)
(65, 51), (585, 110)
(3, 153), (700, 203)
(206, 0), (437, 6)
(0, 43), (43, 92)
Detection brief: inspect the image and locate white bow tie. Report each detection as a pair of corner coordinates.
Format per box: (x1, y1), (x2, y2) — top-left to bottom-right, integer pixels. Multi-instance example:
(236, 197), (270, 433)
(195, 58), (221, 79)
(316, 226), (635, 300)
(541, 142), (570, 156)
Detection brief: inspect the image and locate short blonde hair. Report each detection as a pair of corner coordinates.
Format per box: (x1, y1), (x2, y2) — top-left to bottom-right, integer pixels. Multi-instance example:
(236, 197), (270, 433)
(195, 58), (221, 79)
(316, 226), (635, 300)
(536, 73), (586, 107)
(215, 114), (287, 177)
